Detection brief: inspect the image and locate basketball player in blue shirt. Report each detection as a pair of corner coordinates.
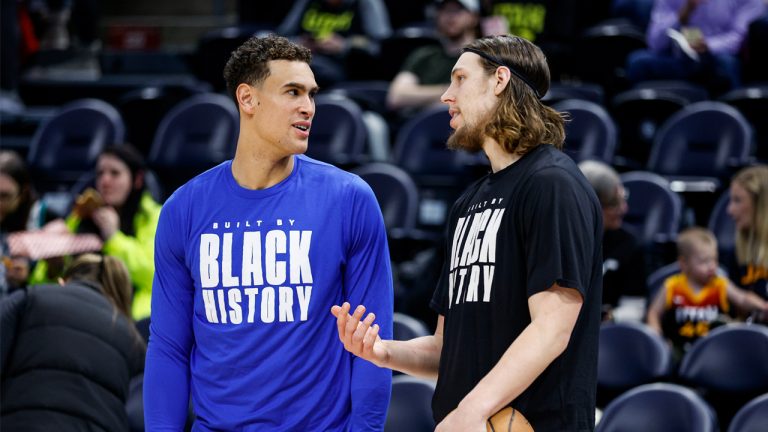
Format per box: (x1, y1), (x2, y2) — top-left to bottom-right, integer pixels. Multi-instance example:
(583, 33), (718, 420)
(144, 34), (393, 431)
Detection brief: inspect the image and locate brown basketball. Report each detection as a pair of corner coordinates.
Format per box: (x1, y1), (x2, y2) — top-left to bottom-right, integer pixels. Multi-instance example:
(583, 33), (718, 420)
(486, 406), (534, 432)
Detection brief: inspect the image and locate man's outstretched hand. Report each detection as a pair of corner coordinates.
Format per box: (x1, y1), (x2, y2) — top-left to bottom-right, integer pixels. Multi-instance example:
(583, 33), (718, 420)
(331, 302), (390, 367)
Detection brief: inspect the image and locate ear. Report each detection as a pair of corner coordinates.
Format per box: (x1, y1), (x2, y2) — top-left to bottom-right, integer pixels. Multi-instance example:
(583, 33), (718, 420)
(493, 66), (512, 96)
(236, 83), (257, 115)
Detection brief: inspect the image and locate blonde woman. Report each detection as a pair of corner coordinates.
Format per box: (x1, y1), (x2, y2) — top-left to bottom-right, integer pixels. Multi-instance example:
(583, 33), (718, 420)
(728, 165), (768, 303)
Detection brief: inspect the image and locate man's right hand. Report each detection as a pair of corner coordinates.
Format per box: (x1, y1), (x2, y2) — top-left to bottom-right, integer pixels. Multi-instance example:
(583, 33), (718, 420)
(331, 302), (390, 367)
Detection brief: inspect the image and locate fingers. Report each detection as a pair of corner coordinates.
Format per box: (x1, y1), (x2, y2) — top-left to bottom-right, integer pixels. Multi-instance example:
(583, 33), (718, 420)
(362, 324), (380, 356)
(335, 302), (350, 342)
(345, 305), (366, 342)
(352, 312), (376, 345)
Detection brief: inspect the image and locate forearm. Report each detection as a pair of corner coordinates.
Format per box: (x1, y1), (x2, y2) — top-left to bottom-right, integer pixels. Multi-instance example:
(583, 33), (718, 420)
(351, 356), (391, 431)
(387, 83), (447, 110)
(381, 335), (442, 379)
(457, 317), (571, 419)
(144, 340), (191, 430)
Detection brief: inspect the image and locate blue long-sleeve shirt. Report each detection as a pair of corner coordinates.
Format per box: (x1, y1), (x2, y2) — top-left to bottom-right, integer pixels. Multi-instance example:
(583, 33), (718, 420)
(144, 156), (393, 431)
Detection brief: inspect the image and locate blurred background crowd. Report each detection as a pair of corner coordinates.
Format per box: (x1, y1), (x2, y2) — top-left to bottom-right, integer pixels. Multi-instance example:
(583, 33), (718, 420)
(1, 0), (768, 431)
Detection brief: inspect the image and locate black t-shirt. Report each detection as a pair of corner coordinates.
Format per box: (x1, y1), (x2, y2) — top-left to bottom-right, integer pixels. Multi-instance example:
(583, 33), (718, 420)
(602, 226), (647, 307)
(430, 145), (603, 431)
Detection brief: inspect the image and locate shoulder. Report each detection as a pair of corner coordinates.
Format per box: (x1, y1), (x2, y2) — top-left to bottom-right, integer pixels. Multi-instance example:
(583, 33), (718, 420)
(296, 155), (371, 194)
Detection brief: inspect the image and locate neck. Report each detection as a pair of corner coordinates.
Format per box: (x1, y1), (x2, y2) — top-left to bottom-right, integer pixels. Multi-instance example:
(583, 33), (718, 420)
(483, 138), (521, 172)
(231, 142), (295, 190)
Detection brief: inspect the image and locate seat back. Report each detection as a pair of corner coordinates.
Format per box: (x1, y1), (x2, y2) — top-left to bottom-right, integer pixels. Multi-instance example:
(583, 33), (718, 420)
(707, 189), (736, 265)
(576, 22), (646, 95)
(552, 99), (617, 163)
(393, 312), (430, 341)
(597, 322), (672, 406)
(727, 392), (768, 432)
(542, 82), (605, 105)
(385, 375), (436, 432)
(633, 80), (710, 103)
(27, 98), (125, 193)
(678, 324), (768, 429)
(307, 95), (368, 167)
(596, 383), (718, 432)
(148, 93), (239, 196)
(611, 88), (688, 168)
(117, 85), (204, 157)
(620, 171), (683, 255)
(679, 324), (768, 394)
(354, 163), (419, 232)
(720, 85), (768, 162)
(392, 106), (485, 228)
(648, 101), (754, 179)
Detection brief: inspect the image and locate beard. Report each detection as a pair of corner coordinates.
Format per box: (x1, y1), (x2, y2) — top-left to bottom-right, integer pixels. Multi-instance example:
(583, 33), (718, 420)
(446, 114), (490, 153)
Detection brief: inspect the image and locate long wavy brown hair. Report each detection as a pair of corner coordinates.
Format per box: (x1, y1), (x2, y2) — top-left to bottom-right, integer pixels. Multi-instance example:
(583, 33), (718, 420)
(732, 165), (768, 268)
(464, 35), (566, 156)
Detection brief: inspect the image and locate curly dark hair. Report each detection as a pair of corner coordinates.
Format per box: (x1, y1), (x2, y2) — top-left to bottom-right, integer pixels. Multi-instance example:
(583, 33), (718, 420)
(223, 34), (312, 104)
(465, 35), (566, 156)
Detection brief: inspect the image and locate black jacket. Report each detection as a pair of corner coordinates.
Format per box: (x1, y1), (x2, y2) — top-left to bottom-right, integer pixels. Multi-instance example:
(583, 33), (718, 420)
(1, 283), (144, 432)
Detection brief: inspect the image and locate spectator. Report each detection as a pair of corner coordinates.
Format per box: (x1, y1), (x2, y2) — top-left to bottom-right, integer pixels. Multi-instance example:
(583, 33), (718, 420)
(646, 227), (768, 358)
(728, 164), (768, 302)
(0, 253), (145, 432)
(278, 0), (393, 86)
(29, 144), (161, 320)
(579, 160), (647, 320)
(625, 0), (766, 94)
(480, 0), (613, 79)
(0, 150), (57, 291)
(386, 0), (480, 113)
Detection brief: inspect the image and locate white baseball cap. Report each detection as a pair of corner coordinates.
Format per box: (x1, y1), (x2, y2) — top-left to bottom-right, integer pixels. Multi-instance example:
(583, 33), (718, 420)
(435, 0), (480, 14)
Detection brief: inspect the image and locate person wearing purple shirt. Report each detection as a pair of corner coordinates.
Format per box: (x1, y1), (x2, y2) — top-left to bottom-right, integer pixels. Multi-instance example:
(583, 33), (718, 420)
(626, 0), (766, 93)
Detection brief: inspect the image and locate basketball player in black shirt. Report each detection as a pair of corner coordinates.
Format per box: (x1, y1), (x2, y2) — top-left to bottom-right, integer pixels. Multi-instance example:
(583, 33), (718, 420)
(332, 35), (603, 431)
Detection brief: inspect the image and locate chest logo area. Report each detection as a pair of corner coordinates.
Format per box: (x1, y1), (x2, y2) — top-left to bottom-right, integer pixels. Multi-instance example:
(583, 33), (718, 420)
(448, 206), (505, 308)
(198, 228), (313, 325)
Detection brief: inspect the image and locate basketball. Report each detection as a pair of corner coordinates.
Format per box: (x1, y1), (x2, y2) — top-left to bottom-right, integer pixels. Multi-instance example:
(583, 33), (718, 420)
(486, 406), (534, 432)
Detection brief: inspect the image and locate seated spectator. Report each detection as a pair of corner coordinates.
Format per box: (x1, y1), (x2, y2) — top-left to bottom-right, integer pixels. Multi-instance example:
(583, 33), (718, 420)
(579, 160), (647, 320)
(278, 0), (393, 86)
(30, 144), (161, 319)
(480, 0), (613, 78)
(625, 0), (766, 94)
(0, 253), (145, 432)
(728, 165), (768, 303)
(386, 0), (480, 113)
(646, 227), (768, 359)
(0, 150), (58, 292)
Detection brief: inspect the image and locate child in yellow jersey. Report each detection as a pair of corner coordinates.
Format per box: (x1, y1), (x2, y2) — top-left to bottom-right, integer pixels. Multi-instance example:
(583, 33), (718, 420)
(647, 227), (768, 357)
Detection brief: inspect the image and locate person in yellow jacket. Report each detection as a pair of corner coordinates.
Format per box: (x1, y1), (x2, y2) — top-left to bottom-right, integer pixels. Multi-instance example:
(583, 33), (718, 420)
(30, 144), (161, 320)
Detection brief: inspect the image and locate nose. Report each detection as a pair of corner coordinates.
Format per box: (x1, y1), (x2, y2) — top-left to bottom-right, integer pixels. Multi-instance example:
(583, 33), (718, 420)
(440, 85), (454, 105)
(300, 95), (315, 118)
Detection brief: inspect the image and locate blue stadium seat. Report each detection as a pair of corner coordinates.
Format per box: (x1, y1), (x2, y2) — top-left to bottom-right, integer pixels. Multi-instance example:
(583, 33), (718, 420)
(307, 95), (368, 168)
(26, 98), (125, 194)
(596, 383), (718, 432)
(148, 93), (238, 197)
(552, 99), (617, 163)
(728, 392), (768, 432)
(597, 321), (672, 407)
(385, 375), (436, 432)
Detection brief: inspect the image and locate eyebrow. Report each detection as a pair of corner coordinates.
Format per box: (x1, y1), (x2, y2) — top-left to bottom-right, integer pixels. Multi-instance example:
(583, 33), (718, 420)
(283, 82), (320, 94)
(450, 67), (466, 79)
